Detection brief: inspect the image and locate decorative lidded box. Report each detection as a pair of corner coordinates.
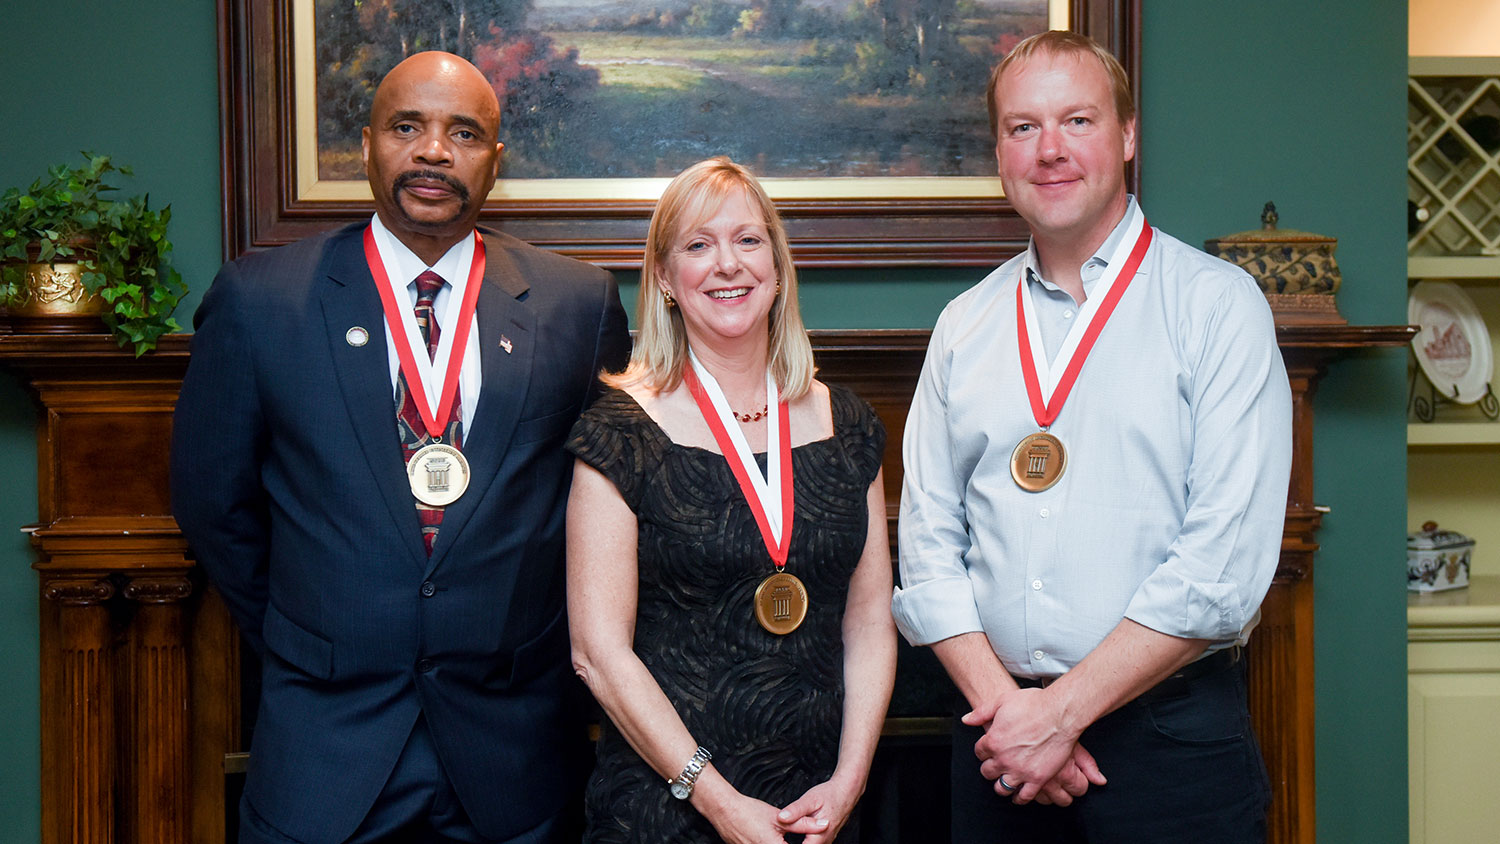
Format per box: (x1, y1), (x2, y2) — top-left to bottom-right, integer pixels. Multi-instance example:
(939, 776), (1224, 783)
(1204, 202), (1347, 325)
(1408, 521), (1474, 592)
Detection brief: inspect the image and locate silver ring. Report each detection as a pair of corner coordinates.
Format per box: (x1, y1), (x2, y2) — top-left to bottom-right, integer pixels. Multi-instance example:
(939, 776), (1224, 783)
(998, 775), (1018, 792)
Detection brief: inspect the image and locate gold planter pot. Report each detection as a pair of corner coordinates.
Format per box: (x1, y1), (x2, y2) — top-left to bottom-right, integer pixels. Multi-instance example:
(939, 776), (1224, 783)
(4, 262), (108, 334)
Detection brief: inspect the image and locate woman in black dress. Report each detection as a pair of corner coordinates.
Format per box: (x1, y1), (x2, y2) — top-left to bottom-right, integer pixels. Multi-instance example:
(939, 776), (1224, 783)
(566, 157), (897, 844)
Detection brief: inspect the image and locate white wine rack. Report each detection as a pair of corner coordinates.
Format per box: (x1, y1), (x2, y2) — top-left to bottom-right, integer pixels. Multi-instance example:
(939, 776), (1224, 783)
(1409, 57), (1500, 276)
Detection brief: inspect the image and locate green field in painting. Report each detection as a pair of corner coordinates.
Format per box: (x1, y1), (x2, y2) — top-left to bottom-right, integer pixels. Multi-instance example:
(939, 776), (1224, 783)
(558, 31), (811, 66)
(494, 30), (997, 179)
(314, 23), (1027, 181)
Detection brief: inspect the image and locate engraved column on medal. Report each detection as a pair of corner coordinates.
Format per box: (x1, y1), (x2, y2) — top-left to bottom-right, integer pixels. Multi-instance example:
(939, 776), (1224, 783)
(773, 585), (791, 620)
(754, 571), (808, 636)
(1009, 432), (1067, 493)
(407, 443), (471, 506)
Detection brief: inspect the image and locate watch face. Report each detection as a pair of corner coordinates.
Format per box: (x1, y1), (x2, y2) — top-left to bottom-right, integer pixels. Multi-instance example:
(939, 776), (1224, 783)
(670, 780), (691, 800)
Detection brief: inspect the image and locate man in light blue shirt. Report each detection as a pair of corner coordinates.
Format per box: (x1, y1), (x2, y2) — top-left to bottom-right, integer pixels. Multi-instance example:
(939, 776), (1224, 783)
(893, 31), (1291, 843)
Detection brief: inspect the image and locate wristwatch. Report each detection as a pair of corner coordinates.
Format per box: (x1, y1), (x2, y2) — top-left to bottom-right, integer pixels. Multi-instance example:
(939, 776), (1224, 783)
(668, 746), (712, 800)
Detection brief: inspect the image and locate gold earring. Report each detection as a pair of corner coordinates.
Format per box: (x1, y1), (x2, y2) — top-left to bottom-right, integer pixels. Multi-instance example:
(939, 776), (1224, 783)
(663, 289), (676, 308)
(775, 281), (782, 296)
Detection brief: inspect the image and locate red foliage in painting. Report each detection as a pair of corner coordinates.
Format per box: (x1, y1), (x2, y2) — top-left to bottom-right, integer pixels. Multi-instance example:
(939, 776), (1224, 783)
(470, 25), (596, 116)
(994, 31), (1026, 58)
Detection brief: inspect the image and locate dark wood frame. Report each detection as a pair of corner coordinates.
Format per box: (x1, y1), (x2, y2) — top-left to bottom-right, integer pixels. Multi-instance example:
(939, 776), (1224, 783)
(216, 0), (1141, 268)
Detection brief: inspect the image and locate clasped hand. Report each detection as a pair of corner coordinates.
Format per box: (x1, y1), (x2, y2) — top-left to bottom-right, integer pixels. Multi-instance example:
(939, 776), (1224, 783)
(707, 775), (859, 844)
(961, 686), (1107, 806)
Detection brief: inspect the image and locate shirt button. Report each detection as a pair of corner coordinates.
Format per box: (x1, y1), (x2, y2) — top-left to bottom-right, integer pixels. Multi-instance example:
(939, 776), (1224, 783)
(1032, 579), (1043, 591)
(1063, 309), (1075, 319)
(421, 581), (436, 597)
(416, 658), (434, 673)
(1033, 650), (1046, 661)
(1039, 508), (1050, 518)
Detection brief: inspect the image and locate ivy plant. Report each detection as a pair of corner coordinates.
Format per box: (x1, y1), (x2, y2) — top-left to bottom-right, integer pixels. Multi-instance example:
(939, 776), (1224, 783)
(1, 153), (187, 355)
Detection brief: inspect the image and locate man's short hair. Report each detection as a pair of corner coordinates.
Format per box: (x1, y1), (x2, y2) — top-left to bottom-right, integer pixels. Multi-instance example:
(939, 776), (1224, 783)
(985, 30), (1135, 138)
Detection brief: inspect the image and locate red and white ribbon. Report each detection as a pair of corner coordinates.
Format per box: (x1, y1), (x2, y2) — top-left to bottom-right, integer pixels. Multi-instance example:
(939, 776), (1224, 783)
(364, 227), (485, 438)
(683, 351), (792, 569)
(1017, 209), (1153, 429)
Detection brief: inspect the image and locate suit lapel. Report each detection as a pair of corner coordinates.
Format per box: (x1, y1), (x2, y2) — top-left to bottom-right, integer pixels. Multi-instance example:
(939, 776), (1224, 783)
(318, 227), (428, 568)
(426, 231), (536, 571)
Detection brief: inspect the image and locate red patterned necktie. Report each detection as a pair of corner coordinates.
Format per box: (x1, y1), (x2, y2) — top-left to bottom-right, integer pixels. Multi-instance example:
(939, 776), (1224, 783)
(396, 270), (464, 555)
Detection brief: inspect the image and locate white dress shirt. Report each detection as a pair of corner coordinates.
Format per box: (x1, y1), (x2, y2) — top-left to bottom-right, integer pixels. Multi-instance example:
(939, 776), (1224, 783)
(369, 213), (482, 428)
(892, 198), (1293, 679)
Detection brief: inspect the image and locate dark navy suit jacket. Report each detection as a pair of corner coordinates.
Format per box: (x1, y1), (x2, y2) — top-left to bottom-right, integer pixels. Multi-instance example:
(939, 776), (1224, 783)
(171, 222), (630, 843)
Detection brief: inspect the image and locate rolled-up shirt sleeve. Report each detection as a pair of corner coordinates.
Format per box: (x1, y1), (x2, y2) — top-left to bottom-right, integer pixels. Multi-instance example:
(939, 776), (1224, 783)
(892, 313), (988, 646)
(1124, 277), (1293, 642)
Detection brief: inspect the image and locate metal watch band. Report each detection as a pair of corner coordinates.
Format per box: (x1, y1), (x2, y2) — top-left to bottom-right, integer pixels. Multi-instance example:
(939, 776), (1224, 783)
(668, 746), (712, 800)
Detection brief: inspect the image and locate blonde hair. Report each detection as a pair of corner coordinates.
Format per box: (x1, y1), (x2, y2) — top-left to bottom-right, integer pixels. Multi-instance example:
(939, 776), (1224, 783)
(604, 156), (814, 399)
(985, 30), (1135, 138)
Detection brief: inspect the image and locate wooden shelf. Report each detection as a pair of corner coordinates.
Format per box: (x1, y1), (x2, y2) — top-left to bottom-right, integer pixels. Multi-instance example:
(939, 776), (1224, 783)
(1409, 574), (1500, 633)
(1274, 324), (1415, 348)
(1408, 256), (1500, 279)
(1411, 56), (1500, 77)
(1408, 422), (1500, 445)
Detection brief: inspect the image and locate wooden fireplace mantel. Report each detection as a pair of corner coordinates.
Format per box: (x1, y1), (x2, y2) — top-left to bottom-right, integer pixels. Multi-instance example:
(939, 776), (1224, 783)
(0, 323), (1412, 844)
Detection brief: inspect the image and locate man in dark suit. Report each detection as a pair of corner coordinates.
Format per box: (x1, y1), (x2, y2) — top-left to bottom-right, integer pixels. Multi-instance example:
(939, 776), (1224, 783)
(172, 51), (630, 844)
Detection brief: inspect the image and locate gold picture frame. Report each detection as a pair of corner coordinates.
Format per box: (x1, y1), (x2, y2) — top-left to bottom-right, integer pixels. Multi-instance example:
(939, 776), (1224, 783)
(220, 0), (1140, 268)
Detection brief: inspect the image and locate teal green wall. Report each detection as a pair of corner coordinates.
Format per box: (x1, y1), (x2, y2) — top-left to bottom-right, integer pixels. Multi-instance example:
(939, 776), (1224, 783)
(0, 378), (38, 843)
(0, 0), (1407, 841)
(1139, 4), (1409, 841)
(0, 0), (222, 839)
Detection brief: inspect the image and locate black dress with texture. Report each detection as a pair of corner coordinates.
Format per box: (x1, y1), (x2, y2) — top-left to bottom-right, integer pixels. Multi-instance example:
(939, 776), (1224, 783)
(566, 383), (886, 844)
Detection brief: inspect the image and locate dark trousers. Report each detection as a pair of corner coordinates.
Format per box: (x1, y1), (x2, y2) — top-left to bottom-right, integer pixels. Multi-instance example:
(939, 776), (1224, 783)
(239, 715), (563, 844)
(951, 654), (1270, 844)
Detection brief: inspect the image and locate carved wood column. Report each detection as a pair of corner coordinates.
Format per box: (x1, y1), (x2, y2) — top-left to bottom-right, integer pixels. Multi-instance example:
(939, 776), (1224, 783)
(1253, 360), (1324, 844)
(39, 573), (116, 844)
(123, 573), (194, 844)
(0, 334), (224, 844)
(1250, 325), (1415, 844)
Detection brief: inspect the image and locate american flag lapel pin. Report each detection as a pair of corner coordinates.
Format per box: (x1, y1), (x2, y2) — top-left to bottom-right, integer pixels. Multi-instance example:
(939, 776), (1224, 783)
(499, 335), (513, 354)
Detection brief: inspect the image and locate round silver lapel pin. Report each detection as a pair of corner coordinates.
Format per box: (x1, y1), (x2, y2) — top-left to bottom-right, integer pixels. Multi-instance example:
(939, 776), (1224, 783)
(346, 326), (370, 347)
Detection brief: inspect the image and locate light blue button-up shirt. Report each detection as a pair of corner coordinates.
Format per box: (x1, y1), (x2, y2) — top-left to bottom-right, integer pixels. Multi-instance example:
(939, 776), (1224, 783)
(892, 199), (1292, 678)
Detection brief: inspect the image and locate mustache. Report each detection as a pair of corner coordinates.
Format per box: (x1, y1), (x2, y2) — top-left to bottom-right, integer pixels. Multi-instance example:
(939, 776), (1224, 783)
(393, 170), (470, 203)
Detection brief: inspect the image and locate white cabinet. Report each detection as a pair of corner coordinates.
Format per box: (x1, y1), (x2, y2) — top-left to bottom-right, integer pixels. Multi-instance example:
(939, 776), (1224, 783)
(1408, 576), (1500, 843)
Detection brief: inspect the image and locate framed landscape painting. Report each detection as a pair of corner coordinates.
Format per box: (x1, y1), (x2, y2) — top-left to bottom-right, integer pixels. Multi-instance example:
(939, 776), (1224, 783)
(220, 0), (1140, 267)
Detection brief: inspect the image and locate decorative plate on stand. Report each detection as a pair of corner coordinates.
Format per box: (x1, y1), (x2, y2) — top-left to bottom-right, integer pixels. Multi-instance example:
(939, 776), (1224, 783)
(1409, 280), (1494, 404)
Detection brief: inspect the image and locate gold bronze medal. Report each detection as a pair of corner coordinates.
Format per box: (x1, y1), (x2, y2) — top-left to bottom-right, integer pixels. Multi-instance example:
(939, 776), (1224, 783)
(754, 571), (808, 635)
(407, 442), (471, 506)
(1010, 431), (1066, 492)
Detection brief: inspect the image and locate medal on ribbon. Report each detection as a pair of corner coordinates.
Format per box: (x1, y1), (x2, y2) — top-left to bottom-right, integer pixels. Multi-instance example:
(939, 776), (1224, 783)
(364, 226), (485, 505)
(682, 351), (806, 635)
(1011, 209), (1153, 492)
(406, 443), (470, 507)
